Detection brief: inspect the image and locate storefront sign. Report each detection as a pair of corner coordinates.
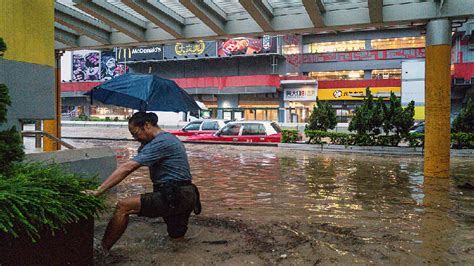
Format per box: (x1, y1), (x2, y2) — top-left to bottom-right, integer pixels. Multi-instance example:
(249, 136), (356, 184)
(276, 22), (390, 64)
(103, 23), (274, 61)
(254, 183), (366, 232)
(117, 46), (163, 62)
(284, 88), (317, 101)
(163, 40), (216, 59)
(318, 87), (400, 100)
(218, 36), (278, 57)
(286, 48), (425, 66)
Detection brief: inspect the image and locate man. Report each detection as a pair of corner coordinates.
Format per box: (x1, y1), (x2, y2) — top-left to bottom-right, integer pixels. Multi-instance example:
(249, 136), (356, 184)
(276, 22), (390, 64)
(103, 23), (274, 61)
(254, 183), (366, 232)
(90, 112), (201, 255)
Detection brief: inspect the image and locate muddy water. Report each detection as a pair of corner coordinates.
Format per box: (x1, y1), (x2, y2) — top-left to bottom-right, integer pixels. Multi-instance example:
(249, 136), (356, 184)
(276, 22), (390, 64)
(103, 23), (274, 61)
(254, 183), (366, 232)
(72, 140), (474, 264)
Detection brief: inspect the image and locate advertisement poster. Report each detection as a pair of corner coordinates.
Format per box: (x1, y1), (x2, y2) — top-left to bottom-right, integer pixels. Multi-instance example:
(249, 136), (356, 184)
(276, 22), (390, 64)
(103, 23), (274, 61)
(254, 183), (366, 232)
(72, 51), (100, 81)
(164, 40), (216, 59)
(318, 87), (401, 100)
(218, 35), (278, 56)
(116, 45), (163, 63)
(100, 51), (125, 80)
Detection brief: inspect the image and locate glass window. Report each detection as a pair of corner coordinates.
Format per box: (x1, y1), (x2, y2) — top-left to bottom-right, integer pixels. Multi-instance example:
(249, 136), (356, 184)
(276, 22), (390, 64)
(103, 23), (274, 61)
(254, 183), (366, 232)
(201, 121), (218, 130)
(242, 123), (266, 135)
(270, 122), (282, 133)
(183, 121), (202, 131)
(220, 124), (241, 136)
(371, 36), (425, 50)
(282, 44), (300, 55)
(305, 40), (365, 53)
(308, 70), (364, 80)
(371, 69), (401, 79)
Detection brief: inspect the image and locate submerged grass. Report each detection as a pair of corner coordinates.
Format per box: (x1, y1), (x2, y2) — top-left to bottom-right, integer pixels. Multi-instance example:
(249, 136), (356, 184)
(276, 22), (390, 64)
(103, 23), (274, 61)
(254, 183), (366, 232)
(0, 162), (105, 242)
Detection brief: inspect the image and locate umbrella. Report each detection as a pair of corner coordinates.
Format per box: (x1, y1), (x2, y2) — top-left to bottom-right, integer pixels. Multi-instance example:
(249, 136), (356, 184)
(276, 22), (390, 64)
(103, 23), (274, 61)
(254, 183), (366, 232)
(84, 73), (201, 112)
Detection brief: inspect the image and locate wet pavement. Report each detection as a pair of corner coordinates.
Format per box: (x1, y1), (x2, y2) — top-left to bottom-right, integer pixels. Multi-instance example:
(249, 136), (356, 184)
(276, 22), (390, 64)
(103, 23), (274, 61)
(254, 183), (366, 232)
(66, 137), (474, 265)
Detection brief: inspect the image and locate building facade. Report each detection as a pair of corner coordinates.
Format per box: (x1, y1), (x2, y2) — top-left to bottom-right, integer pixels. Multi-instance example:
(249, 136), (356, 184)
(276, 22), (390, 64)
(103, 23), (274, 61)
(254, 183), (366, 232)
(61, 22), (474, 124)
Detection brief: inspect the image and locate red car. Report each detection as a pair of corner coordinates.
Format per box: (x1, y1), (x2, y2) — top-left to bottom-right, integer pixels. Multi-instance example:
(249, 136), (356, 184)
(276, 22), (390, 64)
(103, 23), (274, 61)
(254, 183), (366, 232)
(187, 121), (282, 143)
(168, 119), (229, 137)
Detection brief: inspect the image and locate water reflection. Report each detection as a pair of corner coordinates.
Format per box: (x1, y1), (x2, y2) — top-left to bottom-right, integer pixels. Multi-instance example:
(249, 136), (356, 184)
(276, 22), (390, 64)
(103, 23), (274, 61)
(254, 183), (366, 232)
(70, 140), (474, 263)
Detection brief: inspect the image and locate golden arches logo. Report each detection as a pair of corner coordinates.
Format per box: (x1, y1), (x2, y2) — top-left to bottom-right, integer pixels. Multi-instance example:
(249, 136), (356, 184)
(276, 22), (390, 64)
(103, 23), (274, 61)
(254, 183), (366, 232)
(117, 48), (132, 60)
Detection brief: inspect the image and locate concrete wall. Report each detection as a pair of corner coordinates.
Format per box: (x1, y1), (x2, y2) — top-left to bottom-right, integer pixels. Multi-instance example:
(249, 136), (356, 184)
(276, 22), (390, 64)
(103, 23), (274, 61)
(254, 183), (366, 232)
(24, 147), (117, 182)
(0, 0), (55, 129)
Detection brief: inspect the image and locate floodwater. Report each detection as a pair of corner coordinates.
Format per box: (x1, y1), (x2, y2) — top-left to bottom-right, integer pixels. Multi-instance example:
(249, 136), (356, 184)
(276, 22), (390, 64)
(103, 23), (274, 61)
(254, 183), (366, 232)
(71, 139), (474, 264)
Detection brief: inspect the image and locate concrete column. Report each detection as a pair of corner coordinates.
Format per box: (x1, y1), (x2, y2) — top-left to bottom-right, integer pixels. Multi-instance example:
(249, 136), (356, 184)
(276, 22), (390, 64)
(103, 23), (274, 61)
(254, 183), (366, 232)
(44, 51), (63, 151)
(424, 19), (451, 178)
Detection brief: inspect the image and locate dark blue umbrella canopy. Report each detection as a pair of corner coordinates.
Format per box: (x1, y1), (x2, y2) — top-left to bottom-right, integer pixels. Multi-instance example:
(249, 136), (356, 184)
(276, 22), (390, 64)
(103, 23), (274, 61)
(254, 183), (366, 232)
(84, 73), (201, 112)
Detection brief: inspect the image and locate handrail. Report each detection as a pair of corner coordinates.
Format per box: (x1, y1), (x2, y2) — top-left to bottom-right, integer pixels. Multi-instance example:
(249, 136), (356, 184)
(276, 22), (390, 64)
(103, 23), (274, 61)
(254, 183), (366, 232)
(21, 130), (76, 150)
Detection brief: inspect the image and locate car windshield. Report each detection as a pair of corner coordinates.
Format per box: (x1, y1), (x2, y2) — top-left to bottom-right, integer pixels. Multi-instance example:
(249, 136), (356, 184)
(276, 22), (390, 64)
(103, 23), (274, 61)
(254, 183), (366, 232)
(270, 122), (282, 133)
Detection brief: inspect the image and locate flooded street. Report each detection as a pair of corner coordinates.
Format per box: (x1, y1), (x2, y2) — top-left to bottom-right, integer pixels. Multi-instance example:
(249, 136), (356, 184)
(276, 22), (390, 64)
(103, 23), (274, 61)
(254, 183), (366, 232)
(71, 139), (474, 264)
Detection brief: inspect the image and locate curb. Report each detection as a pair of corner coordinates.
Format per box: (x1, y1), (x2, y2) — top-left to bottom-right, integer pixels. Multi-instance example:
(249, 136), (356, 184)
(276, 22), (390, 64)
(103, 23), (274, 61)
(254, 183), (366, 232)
(278, 143), (474, 158)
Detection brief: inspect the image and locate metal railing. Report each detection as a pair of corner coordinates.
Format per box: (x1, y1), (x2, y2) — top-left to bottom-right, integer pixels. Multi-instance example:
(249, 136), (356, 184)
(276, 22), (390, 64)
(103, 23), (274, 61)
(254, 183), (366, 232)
(21, 130), (76, 150)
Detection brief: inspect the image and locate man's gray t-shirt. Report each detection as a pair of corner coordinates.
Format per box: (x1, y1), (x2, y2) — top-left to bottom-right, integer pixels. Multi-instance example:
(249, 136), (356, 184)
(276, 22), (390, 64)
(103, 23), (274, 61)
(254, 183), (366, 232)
(132, 132), (192, 184)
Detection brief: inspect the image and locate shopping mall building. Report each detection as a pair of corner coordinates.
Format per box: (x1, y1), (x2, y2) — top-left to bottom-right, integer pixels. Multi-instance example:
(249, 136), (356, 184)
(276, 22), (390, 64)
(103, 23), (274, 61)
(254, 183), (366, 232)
(61, 20), (474, 124)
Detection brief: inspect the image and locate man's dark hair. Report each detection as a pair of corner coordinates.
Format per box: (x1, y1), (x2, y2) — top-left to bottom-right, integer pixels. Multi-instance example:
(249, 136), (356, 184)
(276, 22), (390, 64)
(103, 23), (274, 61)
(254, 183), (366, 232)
(129, 112), (158, 128)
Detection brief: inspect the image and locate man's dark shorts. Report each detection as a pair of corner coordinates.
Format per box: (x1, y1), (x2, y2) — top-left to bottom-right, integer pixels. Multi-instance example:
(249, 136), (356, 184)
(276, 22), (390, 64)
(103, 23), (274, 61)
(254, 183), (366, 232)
(138, 185), (197, 238)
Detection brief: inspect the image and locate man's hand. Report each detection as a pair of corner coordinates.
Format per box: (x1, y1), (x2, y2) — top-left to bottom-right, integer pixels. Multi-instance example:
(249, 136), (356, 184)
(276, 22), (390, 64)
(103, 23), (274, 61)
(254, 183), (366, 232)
(82, 189), (101, 197)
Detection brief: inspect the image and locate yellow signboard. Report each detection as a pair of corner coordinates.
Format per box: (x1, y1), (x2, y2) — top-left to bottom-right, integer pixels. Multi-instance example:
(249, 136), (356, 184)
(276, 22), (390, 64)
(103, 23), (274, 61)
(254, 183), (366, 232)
(318, 87), (401, 100)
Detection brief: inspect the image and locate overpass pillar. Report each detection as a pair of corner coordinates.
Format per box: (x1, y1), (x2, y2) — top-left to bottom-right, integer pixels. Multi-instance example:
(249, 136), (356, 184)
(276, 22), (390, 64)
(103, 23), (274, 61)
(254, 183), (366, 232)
(44, 51), (63, 151)
(424, 19), (451, 178)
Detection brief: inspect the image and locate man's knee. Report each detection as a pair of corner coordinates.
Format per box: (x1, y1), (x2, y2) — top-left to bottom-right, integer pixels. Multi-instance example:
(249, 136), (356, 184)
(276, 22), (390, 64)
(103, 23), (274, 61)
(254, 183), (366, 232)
(115, 197), (141, 215)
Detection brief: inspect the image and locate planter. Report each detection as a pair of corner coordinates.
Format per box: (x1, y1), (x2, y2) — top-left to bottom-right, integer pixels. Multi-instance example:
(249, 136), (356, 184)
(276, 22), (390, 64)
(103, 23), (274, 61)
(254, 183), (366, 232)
(0, 217), (94, 265)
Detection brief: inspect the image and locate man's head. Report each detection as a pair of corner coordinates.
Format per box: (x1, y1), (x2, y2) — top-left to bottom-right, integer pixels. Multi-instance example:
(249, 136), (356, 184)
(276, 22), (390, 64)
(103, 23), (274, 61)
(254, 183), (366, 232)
(128, 112), (160, 144)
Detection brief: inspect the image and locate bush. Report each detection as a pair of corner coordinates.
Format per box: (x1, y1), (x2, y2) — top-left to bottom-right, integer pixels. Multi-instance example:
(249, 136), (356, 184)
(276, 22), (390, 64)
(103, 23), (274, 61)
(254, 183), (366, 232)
(281, 129), (299, 143)
(451, 132), (474, 149)
(349, 87), (384, 136)
(0, 163), (105, 241)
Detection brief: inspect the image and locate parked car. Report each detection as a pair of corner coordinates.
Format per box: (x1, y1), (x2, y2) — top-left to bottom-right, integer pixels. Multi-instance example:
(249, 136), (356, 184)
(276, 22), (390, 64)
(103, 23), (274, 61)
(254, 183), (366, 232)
(187, 121), (282, 143)
(409, 122), (425, 134)
(168, 119), (229, 137)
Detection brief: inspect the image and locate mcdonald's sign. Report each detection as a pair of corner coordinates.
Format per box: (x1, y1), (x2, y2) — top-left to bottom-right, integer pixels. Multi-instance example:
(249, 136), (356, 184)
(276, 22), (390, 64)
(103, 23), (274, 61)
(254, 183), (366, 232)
(117, 45), (163, 63)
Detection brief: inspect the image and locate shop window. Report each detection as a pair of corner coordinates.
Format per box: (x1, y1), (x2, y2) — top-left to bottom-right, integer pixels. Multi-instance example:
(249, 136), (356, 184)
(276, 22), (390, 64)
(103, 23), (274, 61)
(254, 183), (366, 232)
(304, 40), (365, 53)
(371, 36), (425, 50)
(308, 70), (364, 80)
(371, 69), (401, 79)
(282, 44), (300, 55)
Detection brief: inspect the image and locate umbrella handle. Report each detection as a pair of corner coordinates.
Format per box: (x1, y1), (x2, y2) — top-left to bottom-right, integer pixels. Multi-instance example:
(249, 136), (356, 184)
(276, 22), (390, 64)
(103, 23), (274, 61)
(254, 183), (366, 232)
(90, 89), (93, 105)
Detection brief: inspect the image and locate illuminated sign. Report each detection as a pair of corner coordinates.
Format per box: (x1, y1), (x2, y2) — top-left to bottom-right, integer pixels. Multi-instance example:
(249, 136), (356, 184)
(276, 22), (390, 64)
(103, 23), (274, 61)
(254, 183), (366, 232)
(283, 88), (317, 101)
(318, 87), (401, 100)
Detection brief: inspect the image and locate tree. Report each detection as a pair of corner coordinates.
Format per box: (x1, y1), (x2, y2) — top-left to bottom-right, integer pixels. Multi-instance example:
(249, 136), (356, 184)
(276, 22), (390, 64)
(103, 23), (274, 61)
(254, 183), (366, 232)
(452, 98), (474, 133)
(0, 38), (24, 175)
(382, 92), (415, 137)
(348, 87), (384, 136)
(306, 97), (337, 131)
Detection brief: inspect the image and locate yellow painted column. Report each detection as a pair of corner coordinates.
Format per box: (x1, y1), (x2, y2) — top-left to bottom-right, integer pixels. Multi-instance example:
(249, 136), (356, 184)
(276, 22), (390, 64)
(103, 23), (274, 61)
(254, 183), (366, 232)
(44, 51), (62, 151)
(424, 19), (451, 178)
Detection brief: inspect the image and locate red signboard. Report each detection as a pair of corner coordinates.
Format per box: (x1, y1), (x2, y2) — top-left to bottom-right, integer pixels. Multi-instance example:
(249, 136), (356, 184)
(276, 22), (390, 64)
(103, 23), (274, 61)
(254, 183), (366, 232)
(286, 48), (426, 66)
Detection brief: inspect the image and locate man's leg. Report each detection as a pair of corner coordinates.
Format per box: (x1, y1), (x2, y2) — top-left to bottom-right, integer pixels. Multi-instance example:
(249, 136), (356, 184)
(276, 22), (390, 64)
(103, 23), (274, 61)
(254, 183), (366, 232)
(102, 195), (141, 252)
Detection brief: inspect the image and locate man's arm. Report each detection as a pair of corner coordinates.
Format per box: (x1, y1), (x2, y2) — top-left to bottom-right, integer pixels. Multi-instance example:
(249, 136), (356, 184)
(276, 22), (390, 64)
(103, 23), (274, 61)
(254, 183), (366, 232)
(92, 160), (142, 196)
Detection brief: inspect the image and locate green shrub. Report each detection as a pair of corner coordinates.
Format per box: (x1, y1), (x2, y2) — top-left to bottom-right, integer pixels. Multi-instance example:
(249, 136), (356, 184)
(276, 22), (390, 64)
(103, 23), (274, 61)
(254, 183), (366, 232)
(349, 87), (384, 136)
(451, 132), (474, 149)
(281, 129), (299, 143)
(0, 163), (105, 241)
(405, 133), (424, 147)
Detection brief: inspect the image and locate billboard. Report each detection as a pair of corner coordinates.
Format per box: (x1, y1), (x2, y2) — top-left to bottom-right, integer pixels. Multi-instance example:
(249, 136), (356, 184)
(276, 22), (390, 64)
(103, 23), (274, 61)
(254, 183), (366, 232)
(283, 87), (317, 101)
(100, 50), (129, 80)
(318, 87), (401, 101)
(72, 50), (100, 81)
(218, 35), (278, 56)
(164, 40), (216, 59)
(116, 45), (163, 63)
